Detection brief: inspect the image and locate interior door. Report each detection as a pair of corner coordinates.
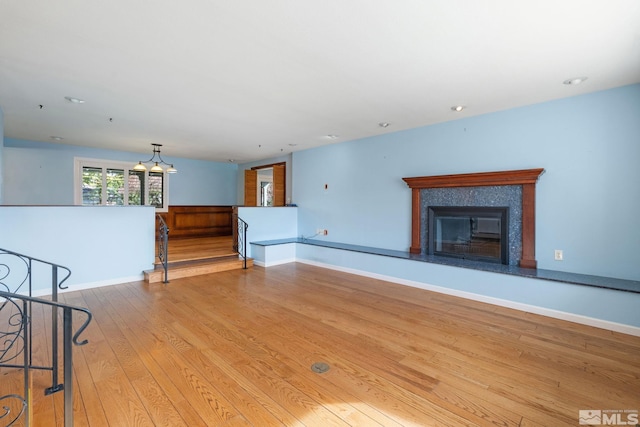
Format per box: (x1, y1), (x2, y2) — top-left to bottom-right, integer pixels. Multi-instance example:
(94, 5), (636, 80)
(273, 164), (285, 206)
(244, 169), (257, 206)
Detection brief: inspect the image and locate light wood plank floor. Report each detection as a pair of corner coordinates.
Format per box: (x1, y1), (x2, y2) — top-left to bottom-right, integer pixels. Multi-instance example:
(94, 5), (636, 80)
(3, 263), (640, 426)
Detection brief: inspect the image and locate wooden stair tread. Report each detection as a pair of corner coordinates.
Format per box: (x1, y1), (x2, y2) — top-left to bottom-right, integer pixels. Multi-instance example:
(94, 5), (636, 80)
(145, 257), (253, 283)
(153, 253), (239, 269)
(148, 235), (249, 283)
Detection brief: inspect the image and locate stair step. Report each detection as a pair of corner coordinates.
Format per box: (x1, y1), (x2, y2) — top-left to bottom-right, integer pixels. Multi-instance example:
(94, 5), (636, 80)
(153, 252), (238, 267)
(144, 257), (253, 283)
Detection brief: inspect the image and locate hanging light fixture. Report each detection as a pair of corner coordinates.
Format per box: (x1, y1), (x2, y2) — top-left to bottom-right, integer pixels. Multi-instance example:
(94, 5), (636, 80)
(133, 143), (177, 174)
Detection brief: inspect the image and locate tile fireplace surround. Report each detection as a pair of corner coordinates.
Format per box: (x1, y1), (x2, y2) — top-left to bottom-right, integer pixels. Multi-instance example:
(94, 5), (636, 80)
(403, 168), (545, 269)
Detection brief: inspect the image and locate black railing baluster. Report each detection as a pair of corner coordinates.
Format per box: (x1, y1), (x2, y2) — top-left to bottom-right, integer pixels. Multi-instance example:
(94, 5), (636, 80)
(23, 299), (31, 427)
(156, 214), (170, 283)
(235, 216), (249, 269)
(51, 266), (59, 392)
(63, 307), (73, 427)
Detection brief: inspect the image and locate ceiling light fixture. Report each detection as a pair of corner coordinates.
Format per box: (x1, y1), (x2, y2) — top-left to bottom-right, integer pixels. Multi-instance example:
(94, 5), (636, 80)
(64, 96), (85, 104)
(50, 136), (64, 141)
(378, 122), (390, 128)
(133, 143), (177, 174)
(563, 77), (588, 85)
(327, 134), (339, 139)
(451, 105), (465, 112)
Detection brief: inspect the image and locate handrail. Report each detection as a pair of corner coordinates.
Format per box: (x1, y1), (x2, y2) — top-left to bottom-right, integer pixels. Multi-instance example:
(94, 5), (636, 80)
(0, 247), (72, 295)
(236, 216), (249, 269)
(156, 214), (170, 283)
(0, 290), (92, 427)
(0, 248), (73, 396)
(0, 291), (93, 345)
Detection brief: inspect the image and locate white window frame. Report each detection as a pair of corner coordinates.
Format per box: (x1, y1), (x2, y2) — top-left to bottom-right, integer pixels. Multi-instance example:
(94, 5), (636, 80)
(73, 157), (169, 212)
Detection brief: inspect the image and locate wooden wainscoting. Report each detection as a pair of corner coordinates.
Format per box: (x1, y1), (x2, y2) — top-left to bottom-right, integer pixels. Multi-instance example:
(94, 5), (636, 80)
(158, 205), (233, 239)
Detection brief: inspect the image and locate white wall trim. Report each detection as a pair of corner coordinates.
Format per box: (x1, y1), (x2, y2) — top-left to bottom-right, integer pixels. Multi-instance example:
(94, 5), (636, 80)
(295, 258), (640, 338)
(30, 274), (144, 298)
(256, 259), (295, 267)
(255, 257), (297, 268)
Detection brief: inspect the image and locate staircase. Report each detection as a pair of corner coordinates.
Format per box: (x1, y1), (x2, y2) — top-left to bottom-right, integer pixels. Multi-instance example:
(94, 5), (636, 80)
(144, 216), (252, 284)
(144, 254), (253, 283)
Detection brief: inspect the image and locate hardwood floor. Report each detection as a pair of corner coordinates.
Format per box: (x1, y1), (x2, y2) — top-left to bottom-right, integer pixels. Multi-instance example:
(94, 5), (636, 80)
(3, 263), (640, 426)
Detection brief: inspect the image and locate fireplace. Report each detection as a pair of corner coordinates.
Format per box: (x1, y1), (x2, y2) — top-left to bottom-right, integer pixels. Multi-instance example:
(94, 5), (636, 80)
(428, 206), (508, 264)
(403, 169), (544, 268)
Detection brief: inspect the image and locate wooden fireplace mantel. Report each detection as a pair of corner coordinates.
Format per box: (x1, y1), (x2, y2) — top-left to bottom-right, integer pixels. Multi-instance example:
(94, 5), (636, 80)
(402, 168), (545, 269)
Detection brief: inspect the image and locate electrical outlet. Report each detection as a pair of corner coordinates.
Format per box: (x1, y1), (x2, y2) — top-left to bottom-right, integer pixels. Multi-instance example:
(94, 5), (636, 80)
(316, 229), (324, 235)
(554, 250), (563, 261)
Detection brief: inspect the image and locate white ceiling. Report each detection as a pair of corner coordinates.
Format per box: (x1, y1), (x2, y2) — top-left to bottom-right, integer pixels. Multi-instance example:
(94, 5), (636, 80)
(1, 1), (639, 163)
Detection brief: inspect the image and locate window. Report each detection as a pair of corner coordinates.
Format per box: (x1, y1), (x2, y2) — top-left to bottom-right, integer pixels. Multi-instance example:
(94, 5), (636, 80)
(74, 158), (169, 212)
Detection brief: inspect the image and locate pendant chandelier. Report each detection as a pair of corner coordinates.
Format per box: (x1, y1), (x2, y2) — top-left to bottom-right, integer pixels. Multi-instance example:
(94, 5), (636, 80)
(133, 143), (177, 174)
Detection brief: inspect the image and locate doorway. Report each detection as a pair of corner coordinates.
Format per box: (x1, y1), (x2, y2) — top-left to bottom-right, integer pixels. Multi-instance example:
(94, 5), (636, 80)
(243, 162), (285, 206)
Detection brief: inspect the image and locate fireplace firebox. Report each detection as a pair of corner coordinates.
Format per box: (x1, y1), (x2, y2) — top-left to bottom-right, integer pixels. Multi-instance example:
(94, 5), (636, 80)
(428, 206), (509, 264)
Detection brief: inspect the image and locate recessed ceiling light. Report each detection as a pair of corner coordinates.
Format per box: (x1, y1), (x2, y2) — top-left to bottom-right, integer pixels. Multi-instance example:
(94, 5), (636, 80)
(378, 122), (390, 128)
(64, 96), (85, 104)
(563, 77), (588, 85)
(451, 105), (465, 112)
(50, 136), (64, 141)
(327, 135), (339, 139)
(228, 159), (235, 163)
(288, 143), (297, 147)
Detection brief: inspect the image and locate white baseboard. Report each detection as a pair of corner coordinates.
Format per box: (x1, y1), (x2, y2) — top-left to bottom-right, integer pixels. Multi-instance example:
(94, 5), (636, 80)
(254, 257), (297, 268)
(30, 275), (144, 298)
(295, 258), (640, 337)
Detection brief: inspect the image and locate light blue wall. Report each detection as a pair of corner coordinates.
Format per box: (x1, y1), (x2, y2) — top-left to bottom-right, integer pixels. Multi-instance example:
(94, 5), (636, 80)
(164, 156), (237, 205)
(236, 206), (298, 257)
(237, 153), (293, 205)
(3, 139), (238, 205)
(293, 84), (640, 281)
(0, 206), (155, 293)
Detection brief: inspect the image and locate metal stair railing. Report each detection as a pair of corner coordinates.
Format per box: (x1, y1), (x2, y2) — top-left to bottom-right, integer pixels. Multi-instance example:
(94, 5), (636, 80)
(0, 248), (92, 426)
(156, 214), (170, 283)
(0, 290), (92, 427)
(235, 216), (249, 269)
(0, 248), (72, 391)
